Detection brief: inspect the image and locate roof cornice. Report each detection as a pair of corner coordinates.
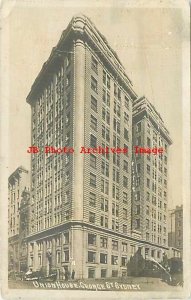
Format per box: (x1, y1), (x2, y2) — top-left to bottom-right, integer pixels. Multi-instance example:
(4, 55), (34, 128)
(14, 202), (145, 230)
(26, 15), (137, 104)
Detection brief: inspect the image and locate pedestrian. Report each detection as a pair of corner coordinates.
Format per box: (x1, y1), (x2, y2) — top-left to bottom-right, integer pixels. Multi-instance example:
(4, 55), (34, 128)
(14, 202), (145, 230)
(62, 266), (65, 280)
(67, 270), (71, 281)
(65, 270), (68, 281)
(71, 269), (75, 280)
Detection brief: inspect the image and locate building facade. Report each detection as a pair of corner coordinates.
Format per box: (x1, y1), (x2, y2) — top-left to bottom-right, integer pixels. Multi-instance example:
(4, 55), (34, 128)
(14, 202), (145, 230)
(168, 205), (183, 257)
(26, 15), (171, 279)
(8, 166), (30, 272)
(19, 188), (30, 272)
(132, 96), (172, 248)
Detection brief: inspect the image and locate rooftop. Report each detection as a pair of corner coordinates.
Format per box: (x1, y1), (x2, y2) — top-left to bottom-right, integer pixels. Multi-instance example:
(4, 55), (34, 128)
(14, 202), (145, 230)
(26, 14), (137, 103)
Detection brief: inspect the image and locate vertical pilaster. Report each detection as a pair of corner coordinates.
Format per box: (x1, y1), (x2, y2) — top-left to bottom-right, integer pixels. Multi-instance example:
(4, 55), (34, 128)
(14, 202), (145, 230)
(73, 39), (86, 220)
(52, 238), (56, 268)
(42, 240), (47, 274)
(72, 226), (84, 279)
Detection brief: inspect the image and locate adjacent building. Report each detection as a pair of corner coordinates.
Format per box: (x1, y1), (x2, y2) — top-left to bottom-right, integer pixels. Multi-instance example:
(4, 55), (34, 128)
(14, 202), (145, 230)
(168, 205), (183, 257)
(132, 96), (172, 249)
(8, 166), (30, 272)
(19, 188), (30, 272)
(25, 15), (172, 279)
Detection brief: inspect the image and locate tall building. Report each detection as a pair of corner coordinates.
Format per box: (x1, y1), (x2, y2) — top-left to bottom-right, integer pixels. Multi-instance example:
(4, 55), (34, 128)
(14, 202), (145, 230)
(26, 15), (171, 279)
(132, 96), (172, 248)
(8, 166), (30, 272)
(168, 205), (183, 257)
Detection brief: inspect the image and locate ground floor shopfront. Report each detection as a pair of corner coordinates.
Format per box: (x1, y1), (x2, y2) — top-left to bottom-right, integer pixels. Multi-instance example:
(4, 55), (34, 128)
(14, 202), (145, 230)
(26, 221), (169, 279)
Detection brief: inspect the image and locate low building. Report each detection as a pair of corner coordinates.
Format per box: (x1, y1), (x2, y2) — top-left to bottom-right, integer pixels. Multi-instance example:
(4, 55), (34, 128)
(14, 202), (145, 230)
(8, 166), (30, 272)
(168, 205), (183, 257)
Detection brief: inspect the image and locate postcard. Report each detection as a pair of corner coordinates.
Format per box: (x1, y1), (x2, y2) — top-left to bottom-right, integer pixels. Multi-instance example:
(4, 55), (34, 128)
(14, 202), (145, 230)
(0, 0), (190, 299)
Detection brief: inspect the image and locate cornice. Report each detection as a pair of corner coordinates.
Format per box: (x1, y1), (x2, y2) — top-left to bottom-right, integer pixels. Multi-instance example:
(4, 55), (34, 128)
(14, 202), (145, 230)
(26, 14), (137, 104)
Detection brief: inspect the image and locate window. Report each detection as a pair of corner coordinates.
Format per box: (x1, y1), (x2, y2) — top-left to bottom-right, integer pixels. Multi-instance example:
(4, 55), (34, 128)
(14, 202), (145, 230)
(88, 268), (95, 278)
(112, 240), (118, 251)
(88, 251), (96, 263)
(147, 137), (151, 147)
(136, 123), (141, 132)
(103, 89), (106, 103)
(116, 88), (121, 100)
(66, 73), (70, 87)
(123, 160), (128, 172)
(152, 196), (156, 205)
(124, 96), (129, 109)
(89, 192), (96, 207)
(65, 191), (70, 204)
(147, 178), (150, 188)
(111, 255), (118, 265)
(136, 219), (140, 229)
(123, 208), (127, 219)
(91, 76), (97, 93)
(130, 245), (136, 256)
(146, 192), (150, 201)
(89, 212), (95, 224)
(100, 253), (107, 264)
(38, 254), (42, 266)
(90, 173), (96, 187)
(90, 134), (97, 148)
(135, 191), (140, 201)
(121, 256), (127, 267)
(124, 128), (129, 141)
(146, 219), (150, 229)
(136, 205), (140, 215)
(101, 178), (109, 195)
(66, 112), (70, 126)
(91, 56), (98, 73)
(65, 132), (70, 146)
(107, 76), (110, 89)
(90, 115), (97, 131)
(65, 171), (70, 185)
(100, 237), (108, 248)
(112, 270), (118, 277)
(101, 269), (107, 278)
(146, 205), (150, 215)
(101, 197), (108, 212)
(124, 112), (129, 125)
(64, 250), (69, 262)
(66, 55), (70, 67)
(123, 225), (127, 234)
(65, 153), (70, 165)
(137, 136), (141, 146)
(103, 70), (106, 85)
(65, 210), (70, 220)
(91, 96), (97, 112)
(88, 233), (96, 246)
(90, 154), (96, 169)
(66, 93), (70, 107)
(100, 216), (108, 228)
(56, 251), (61, 264)
(123, 176), (128, 188)
(123, 192), (128, 204)
(122, 242), (128, 252)
(147, 164), (150, 174)
(114, 83), (117, 96)
(63, 232), (69, 244)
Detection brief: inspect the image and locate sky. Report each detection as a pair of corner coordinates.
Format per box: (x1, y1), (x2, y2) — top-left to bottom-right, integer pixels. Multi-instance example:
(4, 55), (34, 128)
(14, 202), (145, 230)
(6, 2), (185, 209)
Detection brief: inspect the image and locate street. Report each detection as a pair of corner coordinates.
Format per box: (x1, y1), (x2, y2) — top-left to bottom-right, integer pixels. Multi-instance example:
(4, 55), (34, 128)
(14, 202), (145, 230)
(9, 276), (183, 292)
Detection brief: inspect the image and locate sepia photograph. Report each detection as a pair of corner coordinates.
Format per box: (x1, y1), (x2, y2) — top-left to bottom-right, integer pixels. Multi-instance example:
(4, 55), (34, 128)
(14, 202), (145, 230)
(0, 0), (190, 299)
